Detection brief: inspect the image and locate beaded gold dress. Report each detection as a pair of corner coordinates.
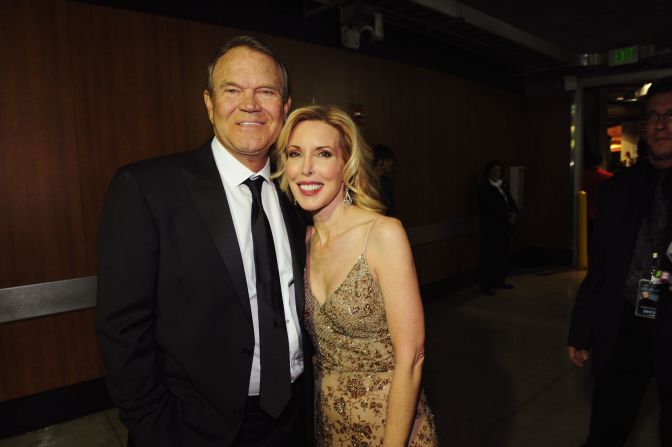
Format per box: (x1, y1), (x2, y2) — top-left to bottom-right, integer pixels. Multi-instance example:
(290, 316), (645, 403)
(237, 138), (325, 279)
(305, 226), (438, 447)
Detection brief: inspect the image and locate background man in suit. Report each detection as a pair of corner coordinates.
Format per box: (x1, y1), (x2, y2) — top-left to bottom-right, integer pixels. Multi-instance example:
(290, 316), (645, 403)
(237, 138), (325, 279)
(96, 35), (310, 446)
(567, 77), (672, 446)
(372, 144), (395, 216)
(478, 160), (518, 296)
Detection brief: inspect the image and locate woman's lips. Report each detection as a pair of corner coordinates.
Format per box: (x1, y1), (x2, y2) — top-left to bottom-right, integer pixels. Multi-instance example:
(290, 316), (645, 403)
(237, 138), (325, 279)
(298, 183), (323, 196)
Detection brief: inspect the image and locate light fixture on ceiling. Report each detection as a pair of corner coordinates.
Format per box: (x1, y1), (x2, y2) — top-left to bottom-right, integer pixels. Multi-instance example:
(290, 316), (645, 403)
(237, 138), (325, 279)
(636, 82), (652, 98)
(340, 3), (384, 50)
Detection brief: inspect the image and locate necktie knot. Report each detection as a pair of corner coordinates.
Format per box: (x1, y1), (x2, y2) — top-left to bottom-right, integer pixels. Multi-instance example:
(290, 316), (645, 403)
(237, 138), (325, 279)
(244, 176), (265, 204)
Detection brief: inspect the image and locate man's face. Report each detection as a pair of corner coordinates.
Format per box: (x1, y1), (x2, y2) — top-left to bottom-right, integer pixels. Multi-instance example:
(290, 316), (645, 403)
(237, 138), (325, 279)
(382, 159), (394, 176)
(644, 91), (672, 168)
(488, 165), (502, 181)
(204, 47), (290, 169)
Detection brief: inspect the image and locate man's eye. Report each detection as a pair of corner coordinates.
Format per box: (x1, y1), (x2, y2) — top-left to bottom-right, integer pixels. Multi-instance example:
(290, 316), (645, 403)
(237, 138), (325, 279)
(258, 89), (279, 97)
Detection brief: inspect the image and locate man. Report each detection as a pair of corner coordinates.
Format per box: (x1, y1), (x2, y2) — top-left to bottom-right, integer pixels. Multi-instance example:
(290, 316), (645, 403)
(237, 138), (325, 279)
(372, 144), (395, 215)
(478, 160), (518, 295)
(96, 36), (311, 446)
(581, 151), (613, 242)
(567, 77), (672, 446)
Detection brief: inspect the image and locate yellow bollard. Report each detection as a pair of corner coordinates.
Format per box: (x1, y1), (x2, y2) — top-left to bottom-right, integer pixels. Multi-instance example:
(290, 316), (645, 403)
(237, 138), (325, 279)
(577, 190), (588, 269)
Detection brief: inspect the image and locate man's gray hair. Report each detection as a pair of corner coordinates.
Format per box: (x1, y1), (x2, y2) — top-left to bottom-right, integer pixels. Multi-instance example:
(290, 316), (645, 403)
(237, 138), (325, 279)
(206, 35), (291, 103)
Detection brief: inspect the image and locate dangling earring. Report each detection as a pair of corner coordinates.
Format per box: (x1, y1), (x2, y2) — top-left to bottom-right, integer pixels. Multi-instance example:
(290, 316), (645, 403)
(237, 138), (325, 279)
(293, 198), (297, 206)
(343, 187), (353, 206)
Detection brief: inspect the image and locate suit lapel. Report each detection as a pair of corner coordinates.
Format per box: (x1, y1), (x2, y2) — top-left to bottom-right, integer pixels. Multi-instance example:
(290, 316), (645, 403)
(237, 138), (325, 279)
(276, 186), (307, 319)
(181, 144), (252, 322)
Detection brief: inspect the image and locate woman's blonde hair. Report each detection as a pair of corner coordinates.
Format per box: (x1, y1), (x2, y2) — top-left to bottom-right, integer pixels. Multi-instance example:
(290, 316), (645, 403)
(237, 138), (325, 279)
(273, 105), (385, 213)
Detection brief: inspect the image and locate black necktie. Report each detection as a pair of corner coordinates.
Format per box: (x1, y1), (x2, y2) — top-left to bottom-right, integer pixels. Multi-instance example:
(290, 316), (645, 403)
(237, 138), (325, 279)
(243, 177), (291, 418)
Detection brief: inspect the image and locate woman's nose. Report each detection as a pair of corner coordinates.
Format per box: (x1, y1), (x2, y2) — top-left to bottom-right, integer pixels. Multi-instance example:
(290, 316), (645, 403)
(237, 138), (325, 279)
(302, 157), (313, 175)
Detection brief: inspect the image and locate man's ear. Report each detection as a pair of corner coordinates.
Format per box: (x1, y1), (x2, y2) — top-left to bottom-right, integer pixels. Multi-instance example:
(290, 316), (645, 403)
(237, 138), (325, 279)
(283, 96), (292, 120)
(204, 90), (214, 123)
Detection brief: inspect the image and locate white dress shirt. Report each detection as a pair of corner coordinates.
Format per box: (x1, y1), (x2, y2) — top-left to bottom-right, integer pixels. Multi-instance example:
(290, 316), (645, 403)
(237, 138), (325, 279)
(211, 137), (303, 396)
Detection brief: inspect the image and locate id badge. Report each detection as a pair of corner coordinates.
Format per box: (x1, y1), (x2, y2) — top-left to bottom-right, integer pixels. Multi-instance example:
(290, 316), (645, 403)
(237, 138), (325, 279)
(635, 278), (660, 319)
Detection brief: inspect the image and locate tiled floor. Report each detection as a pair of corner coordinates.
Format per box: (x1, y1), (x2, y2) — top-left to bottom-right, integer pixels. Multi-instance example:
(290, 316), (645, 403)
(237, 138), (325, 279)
(1, 268), (661, 446)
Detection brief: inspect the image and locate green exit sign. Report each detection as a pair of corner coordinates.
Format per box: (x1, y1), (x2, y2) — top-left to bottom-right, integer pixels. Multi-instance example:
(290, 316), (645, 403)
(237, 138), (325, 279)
(609, 46), (639, 66)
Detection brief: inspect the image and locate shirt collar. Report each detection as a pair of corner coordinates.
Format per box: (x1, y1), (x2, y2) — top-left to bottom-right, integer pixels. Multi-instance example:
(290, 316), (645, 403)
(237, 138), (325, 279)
(210, 136), (272, 188)
(489, 179), (503, 188)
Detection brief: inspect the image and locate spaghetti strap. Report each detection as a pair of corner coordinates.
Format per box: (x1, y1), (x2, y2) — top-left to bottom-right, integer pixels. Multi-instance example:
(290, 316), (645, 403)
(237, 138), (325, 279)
(363, 218), (381, 255)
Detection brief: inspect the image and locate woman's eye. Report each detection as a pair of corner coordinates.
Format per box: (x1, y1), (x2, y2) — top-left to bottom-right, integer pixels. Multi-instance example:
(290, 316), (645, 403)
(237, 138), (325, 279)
(317, 151), (332, 158)
(287, 151), (301, 158)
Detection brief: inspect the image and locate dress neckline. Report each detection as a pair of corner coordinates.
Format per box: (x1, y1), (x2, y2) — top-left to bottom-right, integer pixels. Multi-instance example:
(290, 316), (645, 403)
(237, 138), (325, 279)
(308, 254), (366, 308)
(306, 218), (380, 307)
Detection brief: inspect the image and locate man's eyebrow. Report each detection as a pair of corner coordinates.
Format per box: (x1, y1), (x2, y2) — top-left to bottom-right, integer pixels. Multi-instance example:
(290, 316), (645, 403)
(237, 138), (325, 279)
(217, 80), (239, 88)
(216, 81), (280, 90)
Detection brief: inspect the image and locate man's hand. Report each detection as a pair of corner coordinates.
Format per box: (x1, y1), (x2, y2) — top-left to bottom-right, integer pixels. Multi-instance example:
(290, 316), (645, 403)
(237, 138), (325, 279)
(567, 346), (590, 367)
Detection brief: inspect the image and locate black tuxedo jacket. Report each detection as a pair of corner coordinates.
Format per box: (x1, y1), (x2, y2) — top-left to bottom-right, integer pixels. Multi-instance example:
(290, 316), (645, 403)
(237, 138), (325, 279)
(568, 160), (672, 385)
(96, 142), (310, 446)
(478, 181), (517, 238)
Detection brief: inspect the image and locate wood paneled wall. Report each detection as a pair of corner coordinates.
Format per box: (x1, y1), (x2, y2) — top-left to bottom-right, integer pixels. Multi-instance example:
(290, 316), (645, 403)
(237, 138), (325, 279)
(0, 0), (89, 288)
(0, 0), (570, 399)
(0, 309), (101, 399)
(520, 96), (572, 250)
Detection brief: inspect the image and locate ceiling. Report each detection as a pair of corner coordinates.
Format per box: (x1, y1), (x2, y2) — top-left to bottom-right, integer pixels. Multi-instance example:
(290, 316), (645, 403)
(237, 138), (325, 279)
(78, 0), (672, 93)
(457, 0), (672, 55)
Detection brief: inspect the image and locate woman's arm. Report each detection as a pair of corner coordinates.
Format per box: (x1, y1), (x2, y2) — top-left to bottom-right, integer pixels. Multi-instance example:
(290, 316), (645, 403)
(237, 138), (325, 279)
(368, 217), (426, 447)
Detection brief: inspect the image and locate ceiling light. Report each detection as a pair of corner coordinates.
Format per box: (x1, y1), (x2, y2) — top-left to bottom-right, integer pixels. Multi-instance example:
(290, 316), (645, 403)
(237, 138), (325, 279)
(636, 83), (652, 98)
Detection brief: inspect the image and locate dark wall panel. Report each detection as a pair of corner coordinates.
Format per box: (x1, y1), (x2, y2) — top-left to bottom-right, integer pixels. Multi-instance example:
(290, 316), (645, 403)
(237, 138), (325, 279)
(521, 96), (572, 250)
(0, 0), (88, 289)
(0, 309), (103, 400)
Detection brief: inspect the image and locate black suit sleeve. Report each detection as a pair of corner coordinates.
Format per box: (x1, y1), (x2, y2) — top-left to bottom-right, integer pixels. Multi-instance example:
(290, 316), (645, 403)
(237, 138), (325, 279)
(96, 168), (177, 445)
(503, 185), (518, 214)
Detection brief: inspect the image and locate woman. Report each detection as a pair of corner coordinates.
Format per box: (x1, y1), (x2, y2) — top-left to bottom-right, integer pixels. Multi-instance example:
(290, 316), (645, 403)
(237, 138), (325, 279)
(478, 160), (518, 296)
(274, 105), (437, 446)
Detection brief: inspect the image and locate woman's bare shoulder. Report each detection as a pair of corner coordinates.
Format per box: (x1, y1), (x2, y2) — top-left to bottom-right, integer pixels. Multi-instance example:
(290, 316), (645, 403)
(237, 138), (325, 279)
(371, 215), (405, 238)
(367, 216), (409, 255)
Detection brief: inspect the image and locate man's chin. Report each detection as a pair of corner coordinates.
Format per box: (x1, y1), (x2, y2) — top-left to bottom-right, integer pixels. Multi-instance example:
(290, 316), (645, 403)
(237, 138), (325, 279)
(648, 148), (672, 169)
(230, 141), (273, 157)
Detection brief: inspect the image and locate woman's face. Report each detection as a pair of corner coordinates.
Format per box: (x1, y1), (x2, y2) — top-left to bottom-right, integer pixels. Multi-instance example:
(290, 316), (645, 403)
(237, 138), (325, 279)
(488, 165), (502, 181)
(285, 120), (346, 213)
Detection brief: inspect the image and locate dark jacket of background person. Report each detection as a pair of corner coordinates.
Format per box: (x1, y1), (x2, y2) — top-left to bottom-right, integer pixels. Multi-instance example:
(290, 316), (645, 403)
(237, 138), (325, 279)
(582, 153), (613, 221)
(372, 144), (395, 216)
(379, 174), (394, 216)
(96, 144), (310, 446)
(582, 165), (612, 219)
(478, 162), (518, 290)
(568, 158), (672, 385)
(582, 153), (613, 245)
